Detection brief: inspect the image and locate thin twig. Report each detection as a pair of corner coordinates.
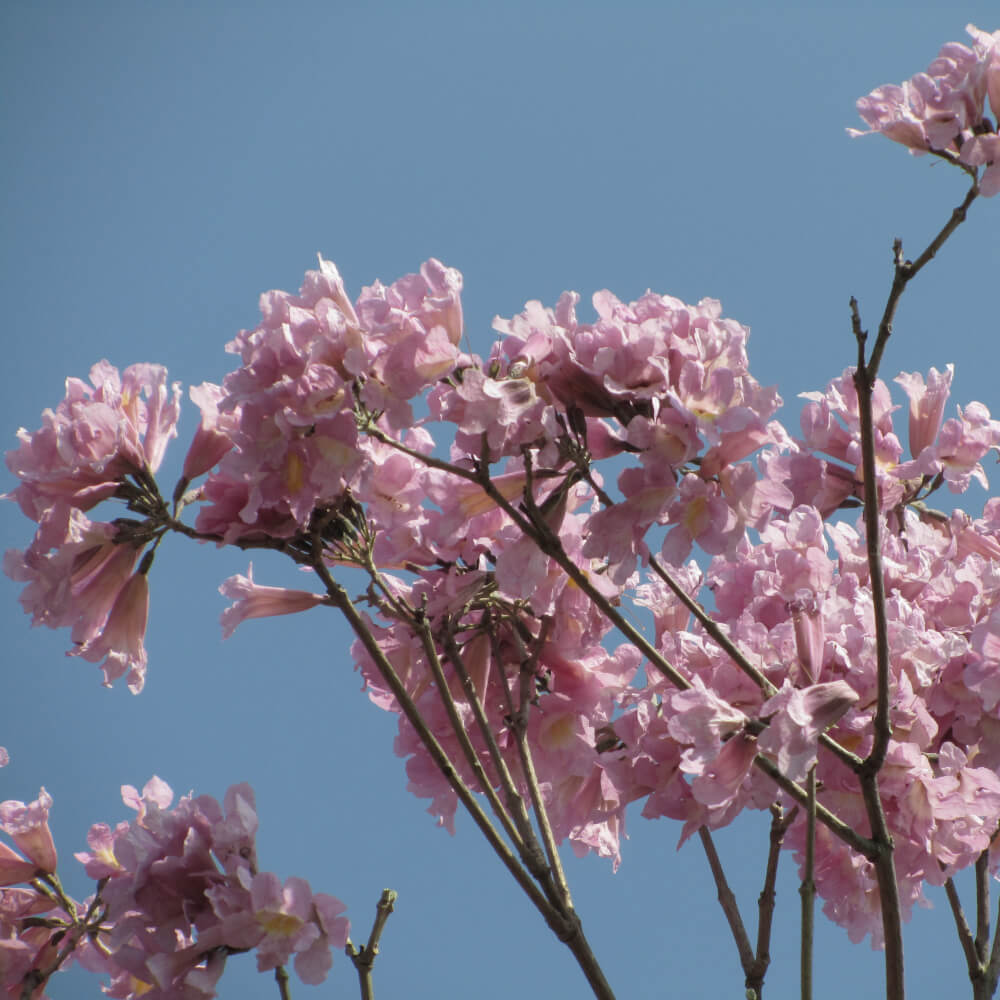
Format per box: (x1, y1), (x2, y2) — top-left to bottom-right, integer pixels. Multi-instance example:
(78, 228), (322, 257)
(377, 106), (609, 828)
(945, 877), (980, 977)
(505, 623), (574, 909)
(313, 561), (615, 999)
(275, 965), (292, 1000)
(313, 562), (560, 929)
(866, 181), (979, 379)
(977, 852), (992, 963)
(411, 615), (527, 854)
(850, 293), (907, 1000)
(346, 888), (398, 1000)
(985, 893), (1000, 999)
(699, 826), (755, 974)
(439, 624), (546, 872)
(750, 804), (798, 996)
(799, 767), (817, 1000)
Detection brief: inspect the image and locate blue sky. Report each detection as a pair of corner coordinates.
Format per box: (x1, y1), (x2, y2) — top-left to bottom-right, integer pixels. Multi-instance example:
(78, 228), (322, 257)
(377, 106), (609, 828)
(2, 3), (999, 998)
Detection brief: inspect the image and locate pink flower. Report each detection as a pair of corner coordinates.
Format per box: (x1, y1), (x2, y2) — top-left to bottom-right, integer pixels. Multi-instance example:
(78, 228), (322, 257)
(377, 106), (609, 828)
(662, 474), (743, 564)
(250, 873), (319, 972)
(70, 569), (150, 692)
(5, 504), (137, 646)
(295, 893), (349, 985)
(181, 382), (238, 482)
(849, 24), (1000, 196)
(895, 400), (1000, 492)
(757, 680), (858, 781)
(849, 36), (982, 153)
(966, 24), (1000, 122)
(894, 366), (953, 459)
(0, 789), (57, 879)
(219, 564), (326, 638)
(5, 362), (181, 520)
(960, 133), (1000, 196)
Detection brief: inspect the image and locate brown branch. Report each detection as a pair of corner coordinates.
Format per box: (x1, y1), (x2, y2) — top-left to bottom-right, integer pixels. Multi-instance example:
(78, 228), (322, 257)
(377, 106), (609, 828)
(346, 888), (398, 1000)
(698, 827), (756, 975)
(752, 805), (797, 996)
(504, 623), (573, 909)
(412, 616), (527, 855)
(977, 852), (992, 965)
(437, 626), (553, 884)
(946, 876), (981, 978)
(866, 181), (979, 380)
(799, 767), (817, 1000)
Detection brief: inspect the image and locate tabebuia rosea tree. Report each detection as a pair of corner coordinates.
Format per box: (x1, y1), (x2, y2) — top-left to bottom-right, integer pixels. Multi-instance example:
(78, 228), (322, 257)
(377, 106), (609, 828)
(2, 22), (999, 1000)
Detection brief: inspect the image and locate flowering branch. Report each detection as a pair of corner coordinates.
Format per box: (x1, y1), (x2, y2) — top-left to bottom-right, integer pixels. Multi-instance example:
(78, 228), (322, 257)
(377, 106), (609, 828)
(309, 555), (616, 999)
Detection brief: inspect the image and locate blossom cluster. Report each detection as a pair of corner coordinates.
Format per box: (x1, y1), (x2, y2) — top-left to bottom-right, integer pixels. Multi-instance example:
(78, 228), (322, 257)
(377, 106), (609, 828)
(0, 780), (348, 999)
(850, 23), (1000, 195)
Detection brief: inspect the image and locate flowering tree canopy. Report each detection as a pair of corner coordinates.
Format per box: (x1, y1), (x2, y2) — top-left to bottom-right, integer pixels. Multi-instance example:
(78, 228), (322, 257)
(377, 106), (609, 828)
(2, 19), (999, 1000)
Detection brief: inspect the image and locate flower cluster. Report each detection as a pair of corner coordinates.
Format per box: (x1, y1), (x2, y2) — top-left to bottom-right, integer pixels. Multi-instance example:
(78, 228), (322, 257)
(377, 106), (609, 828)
(4, 365), (181, 691)
(850, 23), (1000, 195)
(196, 257), (464, 543)
(0, 780), (349, 999)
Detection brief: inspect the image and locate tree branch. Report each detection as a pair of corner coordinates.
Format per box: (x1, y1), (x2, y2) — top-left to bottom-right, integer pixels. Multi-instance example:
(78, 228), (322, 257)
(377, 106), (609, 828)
(346, 888), (398, 1000)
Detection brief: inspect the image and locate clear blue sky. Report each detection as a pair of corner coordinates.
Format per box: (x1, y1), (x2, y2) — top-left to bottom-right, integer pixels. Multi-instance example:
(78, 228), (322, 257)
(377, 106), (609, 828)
(2, 3), (998, 998)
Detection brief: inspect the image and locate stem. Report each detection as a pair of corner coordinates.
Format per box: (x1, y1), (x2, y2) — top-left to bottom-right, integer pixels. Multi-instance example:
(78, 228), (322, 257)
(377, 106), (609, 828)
(945, 856), (1000, 1000)
(346, 888), (398, 1000)
(439, 626), (548, 877)
(800, 767), (817, 1000)
(698, 827), (756, 976)
(413, 617), (528, 855)
(275, 965), (292, 1000)
(851, 299), (903, 999)
(978, 852), (993, 963)
(866, 181), (979, 380)
(754, 805), (797, 994)
(698, 806), (796, 1000)
(503, 626), (573, 909)
(946, 877), (980, 978)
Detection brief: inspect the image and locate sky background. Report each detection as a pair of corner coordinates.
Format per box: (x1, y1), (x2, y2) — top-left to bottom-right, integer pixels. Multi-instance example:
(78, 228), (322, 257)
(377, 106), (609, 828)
(2, 2), (999, 998)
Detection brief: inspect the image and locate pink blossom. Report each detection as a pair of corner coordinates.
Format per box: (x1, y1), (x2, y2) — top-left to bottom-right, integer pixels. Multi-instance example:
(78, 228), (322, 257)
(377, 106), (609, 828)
(5, 362), (181, 520)
(849, 36), (982, 153)
(667, 676), (747, 749)
(896, 400), (1000, 492)
(757, 680), (858, 781)
(960, 132), (1000, 196)
(219, 564), (326, 638)
(894, 366), (953, 459)
(71, 568), (150, 692)
(662, 474), (743, 564)
(5, 504), (137, 646)
(250, 873), (320, 973)
(181, 382), (238, 482)
(69, 777), (351, 995)
(0, 789), (57, 878)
